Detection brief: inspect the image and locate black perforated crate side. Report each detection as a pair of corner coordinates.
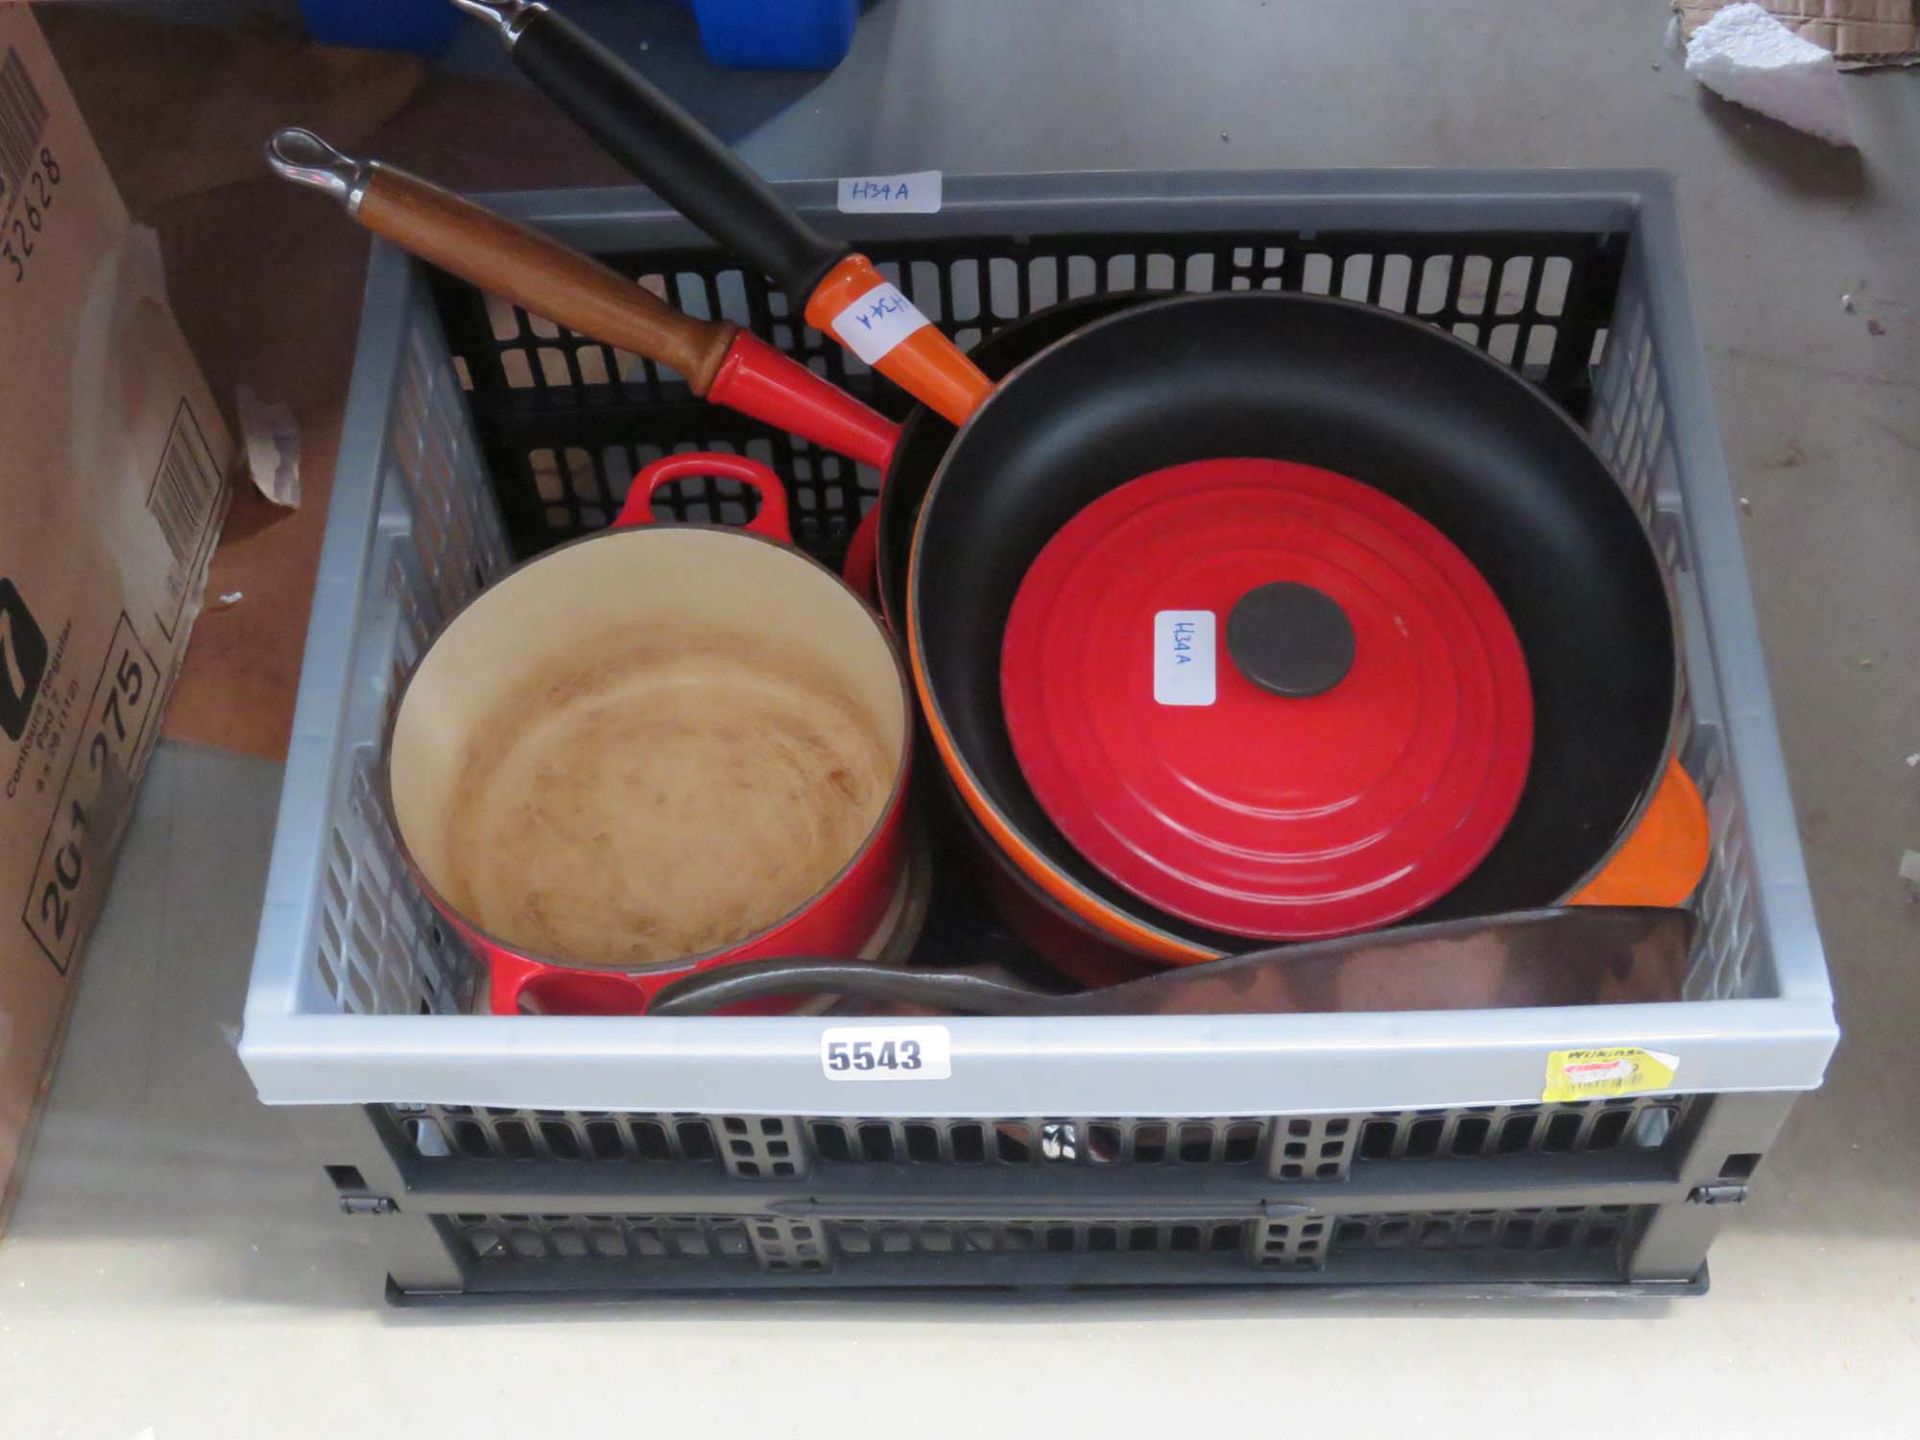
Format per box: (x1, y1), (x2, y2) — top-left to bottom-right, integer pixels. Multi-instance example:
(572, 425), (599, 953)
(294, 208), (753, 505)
(302, 1089), (1796, 1299)
(383, 1096), (1691, 1183)
(424, 227), (1626, 567)
(426, 1205), (1660, 1291)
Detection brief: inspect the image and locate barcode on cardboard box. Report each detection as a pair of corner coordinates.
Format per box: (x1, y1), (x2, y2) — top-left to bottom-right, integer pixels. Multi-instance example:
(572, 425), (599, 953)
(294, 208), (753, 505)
(0, 48), (49, 216)
(146, 402), (221, 571)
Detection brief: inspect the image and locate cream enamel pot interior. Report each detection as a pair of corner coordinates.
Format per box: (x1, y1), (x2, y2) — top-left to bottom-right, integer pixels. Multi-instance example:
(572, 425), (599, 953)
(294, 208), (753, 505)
(384, 454), (911, 1016)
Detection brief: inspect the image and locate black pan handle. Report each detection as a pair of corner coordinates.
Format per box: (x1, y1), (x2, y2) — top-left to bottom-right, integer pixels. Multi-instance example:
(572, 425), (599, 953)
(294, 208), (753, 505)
(646, 960), (1084, 1017)
(466, 1), (848, 299)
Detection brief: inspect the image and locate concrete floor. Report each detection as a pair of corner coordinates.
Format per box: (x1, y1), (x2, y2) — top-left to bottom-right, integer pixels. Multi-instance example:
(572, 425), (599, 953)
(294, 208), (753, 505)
(2, 1), (1917, 1434)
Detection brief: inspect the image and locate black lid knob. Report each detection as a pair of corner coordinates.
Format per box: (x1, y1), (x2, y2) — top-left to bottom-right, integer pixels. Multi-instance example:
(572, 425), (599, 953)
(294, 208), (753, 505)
(1226, 582), (1355, 698)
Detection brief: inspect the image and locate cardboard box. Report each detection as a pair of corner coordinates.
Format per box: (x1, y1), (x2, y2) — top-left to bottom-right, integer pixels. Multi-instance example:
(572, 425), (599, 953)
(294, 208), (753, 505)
(1677, 0), (1920, 68)
(0, 7), (233, 1234)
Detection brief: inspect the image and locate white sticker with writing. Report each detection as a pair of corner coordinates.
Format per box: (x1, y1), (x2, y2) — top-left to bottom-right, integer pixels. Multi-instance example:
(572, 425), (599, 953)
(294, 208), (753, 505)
(837, 170), (943, 214)
(829, 282), (933, 365)
(1153, 610), (1216, 706)
(820, 1025), (952, 1081)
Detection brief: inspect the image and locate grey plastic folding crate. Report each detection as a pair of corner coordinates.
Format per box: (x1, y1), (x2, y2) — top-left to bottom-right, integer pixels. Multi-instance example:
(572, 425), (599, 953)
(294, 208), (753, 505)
(239, 170), (1836, 1301)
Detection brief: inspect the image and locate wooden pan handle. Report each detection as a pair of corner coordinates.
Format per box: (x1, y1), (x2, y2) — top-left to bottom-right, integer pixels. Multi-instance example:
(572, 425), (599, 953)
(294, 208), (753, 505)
(356, 163), (736, 393)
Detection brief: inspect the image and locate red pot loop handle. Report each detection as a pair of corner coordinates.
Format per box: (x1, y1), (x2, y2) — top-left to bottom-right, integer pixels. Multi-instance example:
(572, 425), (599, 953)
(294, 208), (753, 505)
(616, 452), (792, 543)
(490, 951), (654, 1015)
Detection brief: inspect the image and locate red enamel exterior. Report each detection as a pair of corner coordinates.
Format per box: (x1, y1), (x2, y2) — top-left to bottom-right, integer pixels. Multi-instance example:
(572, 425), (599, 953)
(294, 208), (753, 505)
(999, 458), (1534, 940)
(479, 809), (907, 1014)
(842, 506), (882, 602)
(708, 329), (899, 471)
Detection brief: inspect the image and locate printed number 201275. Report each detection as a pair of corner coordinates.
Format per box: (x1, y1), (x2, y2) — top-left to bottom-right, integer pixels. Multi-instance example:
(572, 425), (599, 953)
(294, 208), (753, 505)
(3, 147), (61, 284)
(32, 638), (146, 962)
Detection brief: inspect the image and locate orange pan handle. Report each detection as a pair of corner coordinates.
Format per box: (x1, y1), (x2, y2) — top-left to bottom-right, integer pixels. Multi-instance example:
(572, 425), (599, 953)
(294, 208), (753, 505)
(1569, 757), (1710, 908)
(803, 257), (995, 426)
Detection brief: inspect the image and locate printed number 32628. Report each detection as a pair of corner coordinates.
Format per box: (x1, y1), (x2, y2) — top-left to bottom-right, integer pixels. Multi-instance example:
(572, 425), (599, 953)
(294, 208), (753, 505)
(4, 147), (61, 284)
(824, 1038), (922, 1072)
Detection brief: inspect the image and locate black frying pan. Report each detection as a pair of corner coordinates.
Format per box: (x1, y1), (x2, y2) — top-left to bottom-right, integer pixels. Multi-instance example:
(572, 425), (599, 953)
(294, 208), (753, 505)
(909, 292), (1679, 960)
(872, 291), (1158, 626)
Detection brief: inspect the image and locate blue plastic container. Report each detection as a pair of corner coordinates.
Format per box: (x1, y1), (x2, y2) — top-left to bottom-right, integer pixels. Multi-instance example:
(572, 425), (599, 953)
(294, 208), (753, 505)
(300, 0), (461, 56)
(683, 0), (859, 69)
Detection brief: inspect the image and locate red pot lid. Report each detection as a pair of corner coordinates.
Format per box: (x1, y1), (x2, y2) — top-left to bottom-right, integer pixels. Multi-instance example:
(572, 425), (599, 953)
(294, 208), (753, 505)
(1000, 458), (1533, 939)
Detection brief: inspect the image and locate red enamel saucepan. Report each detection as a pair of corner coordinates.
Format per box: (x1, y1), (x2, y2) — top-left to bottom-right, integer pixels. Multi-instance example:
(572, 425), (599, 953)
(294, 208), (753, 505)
(382, 451), (914, 1015)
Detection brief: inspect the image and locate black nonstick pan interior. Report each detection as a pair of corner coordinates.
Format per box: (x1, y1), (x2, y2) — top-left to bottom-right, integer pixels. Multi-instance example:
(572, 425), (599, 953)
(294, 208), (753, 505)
(910, 292), (1677, 937)
(875, 291), (1160, 626)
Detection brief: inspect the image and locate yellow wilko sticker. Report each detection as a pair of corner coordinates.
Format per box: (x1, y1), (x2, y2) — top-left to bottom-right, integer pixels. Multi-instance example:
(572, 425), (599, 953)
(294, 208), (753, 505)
(1542, 1047), (1679, 1103)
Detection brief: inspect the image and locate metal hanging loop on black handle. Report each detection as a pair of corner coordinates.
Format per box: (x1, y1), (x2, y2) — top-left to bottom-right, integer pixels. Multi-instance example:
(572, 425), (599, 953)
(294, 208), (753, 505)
(460, 0), (848, 300)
